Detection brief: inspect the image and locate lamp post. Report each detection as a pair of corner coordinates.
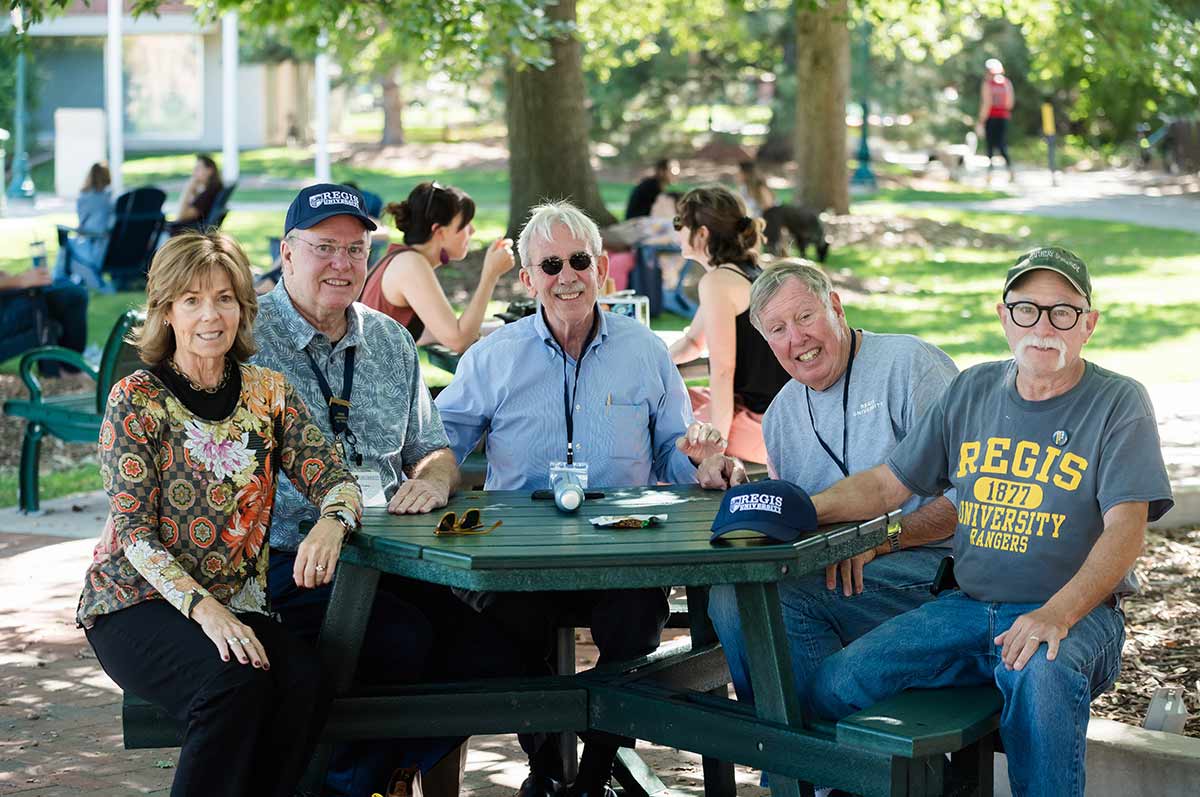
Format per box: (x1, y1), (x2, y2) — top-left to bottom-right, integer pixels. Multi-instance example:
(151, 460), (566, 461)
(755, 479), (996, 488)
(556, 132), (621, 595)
(6, 4), (35, 200)
(849, 20), (876, 189)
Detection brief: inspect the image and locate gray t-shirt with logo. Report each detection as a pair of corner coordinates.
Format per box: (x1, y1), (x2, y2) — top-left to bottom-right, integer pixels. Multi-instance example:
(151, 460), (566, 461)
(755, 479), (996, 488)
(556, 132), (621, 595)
(764, 331), (958, 542)
(887, 360), (1174, 604)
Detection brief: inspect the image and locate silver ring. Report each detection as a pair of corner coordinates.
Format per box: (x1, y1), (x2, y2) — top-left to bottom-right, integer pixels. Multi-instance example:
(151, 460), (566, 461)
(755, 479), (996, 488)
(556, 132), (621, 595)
(239, 637), (250, 645)
(227, 637), (239, 644)
(1029, 635), (1040, 642)
(314, 564), (327, 572)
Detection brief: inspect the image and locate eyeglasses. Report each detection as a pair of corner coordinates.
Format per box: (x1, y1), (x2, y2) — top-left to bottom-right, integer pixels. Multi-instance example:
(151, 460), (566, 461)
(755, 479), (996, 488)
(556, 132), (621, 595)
(434, 508), (502, 536)
(536, 252), (593, 276)
(1004, 301), (1089, 331)
(289, 236), (370, 262)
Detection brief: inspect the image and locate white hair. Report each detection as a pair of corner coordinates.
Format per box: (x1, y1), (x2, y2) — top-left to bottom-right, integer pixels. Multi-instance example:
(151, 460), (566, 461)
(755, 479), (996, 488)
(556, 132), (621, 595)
(749, 259), (835, 332)
(517, 201), (603, 268)
(985, 58), (1004, 74)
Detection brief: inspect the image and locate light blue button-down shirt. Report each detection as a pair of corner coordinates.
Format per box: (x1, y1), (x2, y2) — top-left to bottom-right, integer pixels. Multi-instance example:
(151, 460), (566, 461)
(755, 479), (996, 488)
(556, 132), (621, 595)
(435, 307), (698, 490)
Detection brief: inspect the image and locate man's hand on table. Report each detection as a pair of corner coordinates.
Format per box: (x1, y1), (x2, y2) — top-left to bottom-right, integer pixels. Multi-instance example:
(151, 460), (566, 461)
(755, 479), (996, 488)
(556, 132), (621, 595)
(697, 453), (747, 490)
(995, 604), (1072, 671)
(388, 477), (451, 514)
(677, 422), (727, 464)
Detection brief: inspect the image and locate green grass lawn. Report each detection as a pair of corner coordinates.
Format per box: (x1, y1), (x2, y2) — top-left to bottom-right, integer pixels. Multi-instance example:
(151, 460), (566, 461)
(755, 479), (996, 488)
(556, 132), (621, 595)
(3, 174), (1199, 505)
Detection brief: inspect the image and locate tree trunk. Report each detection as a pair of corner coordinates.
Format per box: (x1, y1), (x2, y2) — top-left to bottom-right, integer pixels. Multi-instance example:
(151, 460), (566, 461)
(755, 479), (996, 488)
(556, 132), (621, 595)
(505, 0), (614, 242)
(380, 70), (405, 146)
(758, 11), (796, 163)
(793, 0), (850, 213)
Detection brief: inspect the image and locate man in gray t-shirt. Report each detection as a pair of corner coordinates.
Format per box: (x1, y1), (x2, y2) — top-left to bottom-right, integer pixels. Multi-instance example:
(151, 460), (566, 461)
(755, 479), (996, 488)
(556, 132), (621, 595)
(699, 260), (959, 708)
(800, 247), (1172, 797)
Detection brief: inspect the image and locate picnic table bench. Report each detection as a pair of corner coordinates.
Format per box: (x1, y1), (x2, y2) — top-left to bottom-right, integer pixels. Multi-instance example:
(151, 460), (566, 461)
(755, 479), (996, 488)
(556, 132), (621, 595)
(119, 486), (1000, 796)
(3, 309), (144, 513)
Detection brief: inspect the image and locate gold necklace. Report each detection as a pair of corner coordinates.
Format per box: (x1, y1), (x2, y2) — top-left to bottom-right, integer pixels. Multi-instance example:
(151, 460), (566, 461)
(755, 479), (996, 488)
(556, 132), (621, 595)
(169, 357), (231, 394)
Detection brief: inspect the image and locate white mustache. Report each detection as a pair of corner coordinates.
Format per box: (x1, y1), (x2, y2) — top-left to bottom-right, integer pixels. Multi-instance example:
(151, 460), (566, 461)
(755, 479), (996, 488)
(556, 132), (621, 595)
(1015, 334), (1067, 370)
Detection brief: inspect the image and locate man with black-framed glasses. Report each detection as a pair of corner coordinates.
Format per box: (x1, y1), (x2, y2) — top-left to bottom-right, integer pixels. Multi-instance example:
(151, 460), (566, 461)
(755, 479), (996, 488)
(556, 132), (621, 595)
(435, 200), (726, 797)
(754, 246), (1172, 797)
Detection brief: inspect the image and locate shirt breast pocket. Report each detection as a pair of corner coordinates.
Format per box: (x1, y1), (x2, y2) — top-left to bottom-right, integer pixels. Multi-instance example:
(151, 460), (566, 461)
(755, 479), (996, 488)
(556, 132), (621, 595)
(604, 403), (651, 463)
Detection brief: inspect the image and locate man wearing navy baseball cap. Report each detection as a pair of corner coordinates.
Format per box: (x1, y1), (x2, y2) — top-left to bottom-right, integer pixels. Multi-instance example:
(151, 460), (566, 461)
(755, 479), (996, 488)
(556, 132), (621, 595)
(250, 184), (513, 796)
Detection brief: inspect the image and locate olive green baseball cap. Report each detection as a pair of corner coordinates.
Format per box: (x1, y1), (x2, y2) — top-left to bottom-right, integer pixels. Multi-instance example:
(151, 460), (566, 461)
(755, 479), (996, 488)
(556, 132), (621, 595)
(1003, 246), (1092, 304)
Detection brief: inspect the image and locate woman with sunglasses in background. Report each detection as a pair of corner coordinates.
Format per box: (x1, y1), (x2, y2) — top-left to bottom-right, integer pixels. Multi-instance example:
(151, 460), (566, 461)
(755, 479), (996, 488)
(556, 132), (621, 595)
(360, 182), (516, 353)
(668, 186), (792, 464)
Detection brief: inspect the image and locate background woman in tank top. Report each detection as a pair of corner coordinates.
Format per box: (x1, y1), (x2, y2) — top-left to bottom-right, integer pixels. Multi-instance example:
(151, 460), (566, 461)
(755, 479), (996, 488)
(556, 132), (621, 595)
(977, 58), (1016, 183)
(360, 181), (515, 352)
(668, 186), (791, 464)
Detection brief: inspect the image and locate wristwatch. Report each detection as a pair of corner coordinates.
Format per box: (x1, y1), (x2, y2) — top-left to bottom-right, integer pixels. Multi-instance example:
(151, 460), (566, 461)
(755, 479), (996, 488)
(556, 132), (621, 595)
(321, 508), (357, 537)
(885, 520), (903, 553)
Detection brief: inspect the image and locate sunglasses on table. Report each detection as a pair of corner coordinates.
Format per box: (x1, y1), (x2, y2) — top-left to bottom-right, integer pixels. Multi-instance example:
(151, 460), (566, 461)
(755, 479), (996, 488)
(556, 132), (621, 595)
(434, 508), (502, 536)
(536, 252), (593, 276)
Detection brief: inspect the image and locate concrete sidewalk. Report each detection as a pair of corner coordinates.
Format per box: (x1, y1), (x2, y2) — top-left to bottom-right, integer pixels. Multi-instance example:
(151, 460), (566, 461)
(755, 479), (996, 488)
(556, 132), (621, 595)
(0, 531), (768, 796)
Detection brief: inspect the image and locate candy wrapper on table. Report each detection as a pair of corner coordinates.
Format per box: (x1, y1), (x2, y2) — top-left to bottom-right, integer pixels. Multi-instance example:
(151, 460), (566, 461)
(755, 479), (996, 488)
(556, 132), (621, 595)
(589, 514), (668, 529)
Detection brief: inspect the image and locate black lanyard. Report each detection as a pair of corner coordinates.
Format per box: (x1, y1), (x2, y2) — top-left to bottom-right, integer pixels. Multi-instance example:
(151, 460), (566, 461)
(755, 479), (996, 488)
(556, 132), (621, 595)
(559, 310), (600, 465)
(804, 329), (858, 478)
(303, 345), (361, 466)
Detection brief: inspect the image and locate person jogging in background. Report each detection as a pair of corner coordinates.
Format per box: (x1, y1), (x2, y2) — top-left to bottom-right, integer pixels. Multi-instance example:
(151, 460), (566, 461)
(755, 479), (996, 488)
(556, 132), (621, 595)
(978, 58), (1016, 184)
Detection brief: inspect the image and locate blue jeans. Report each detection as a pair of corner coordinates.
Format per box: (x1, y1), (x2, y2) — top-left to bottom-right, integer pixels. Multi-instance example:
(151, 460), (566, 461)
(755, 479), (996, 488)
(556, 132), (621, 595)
(708, 546), (945, 702)
(805, 590), (1125, 797)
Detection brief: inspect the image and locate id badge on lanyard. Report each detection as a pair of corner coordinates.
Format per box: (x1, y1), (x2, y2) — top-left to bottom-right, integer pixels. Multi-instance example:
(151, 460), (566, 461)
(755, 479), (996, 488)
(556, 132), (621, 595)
(549, 461), (589, 489)
(354, 466), (387, 508)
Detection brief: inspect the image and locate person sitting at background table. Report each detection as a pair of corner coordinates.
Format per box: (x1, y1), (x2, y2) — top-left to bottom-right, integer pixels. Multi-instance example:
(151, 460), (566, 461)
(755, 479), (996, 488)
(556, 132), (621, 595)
(668, 185), (791, 464)
(168, 154), (224, 236)
(254, 183), (518, 797)
(735, 160), (775, 219)
(0, 267), (88, 376)
(76, 231), (363, 797)
(624, 158), (675, 220)
(435, 200), (726, 797)
(54, 161), (115, 292)
(359, 181), (515, 353)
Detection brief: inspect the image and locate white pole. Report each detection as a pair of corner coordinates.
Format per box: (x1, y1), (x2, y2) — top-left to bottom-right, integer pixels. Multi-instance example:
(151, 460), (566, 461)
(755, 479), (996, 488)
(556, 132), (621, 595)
(221, 12), (239, 183)
(314, 30), (331, 182)
(105, 0), (124, 196)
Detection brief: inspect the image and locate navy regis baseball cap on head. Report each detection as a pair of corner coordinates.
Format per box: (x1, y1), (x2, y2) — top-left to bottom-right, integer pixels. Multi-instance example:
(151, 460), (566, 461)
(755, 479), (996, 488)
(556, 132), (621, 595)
(284, 183), (378, 237)
(710, 480), (819, 544)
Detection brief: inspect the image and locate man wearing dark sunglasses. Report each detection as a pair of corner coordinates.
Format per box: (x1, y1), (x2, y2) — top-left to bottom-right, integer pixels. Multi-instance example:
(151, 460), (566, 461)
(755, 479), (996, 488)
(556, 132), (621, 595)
(436, 201), (726, 797)
(707, 247), (1172, 797)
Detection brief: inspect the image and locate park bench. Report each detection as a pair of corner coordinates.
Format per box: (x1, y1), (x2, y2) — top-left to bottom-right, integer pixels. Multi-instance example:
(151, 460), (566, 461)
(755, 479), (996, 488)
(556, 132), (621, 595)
(2, 309), (144, 513)
(120, 591), (1002, 797)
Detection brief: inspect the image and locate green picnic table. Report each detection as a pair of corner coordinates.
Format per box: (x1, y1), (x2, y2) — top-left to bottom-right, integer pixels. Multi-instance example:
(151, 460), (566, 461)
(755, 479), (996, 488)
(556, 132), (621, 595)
(309, 484), (901, 797)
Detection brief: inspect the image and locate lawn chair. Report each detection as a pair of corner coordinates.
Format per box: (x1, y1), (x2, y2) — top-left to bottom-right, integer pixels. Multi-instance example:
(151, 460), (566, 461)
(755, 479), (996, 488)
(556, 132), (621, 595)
(3, 309), (145, 512)
(203, 182), (237, 229)
(661, 259), (701, 319)
(58, 187), (166, 290)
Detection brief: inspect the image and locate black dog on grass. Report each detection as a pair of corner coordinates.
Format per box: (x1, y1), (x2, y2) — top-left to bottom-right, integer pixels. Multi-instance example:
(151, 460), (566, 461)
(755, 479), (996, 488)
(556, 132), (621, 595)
(762, 204), (830, 262)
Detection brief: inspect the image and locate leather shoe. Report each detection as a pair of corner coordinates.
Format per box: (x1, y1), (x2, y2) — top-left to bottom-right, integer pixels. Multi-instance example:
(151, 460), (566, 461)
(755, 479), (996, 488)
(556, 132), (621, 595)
(517, 773), (565, 797)
(564, 781), (617, 797)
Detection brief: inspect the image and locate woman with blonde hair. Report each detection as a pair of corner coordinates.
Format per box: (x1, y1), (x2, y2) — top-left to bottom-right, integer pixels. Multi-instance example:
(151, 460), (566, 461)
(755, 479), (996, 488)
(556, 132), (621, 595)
(669, 186), (791, 464)
(77, 231), (362, 797)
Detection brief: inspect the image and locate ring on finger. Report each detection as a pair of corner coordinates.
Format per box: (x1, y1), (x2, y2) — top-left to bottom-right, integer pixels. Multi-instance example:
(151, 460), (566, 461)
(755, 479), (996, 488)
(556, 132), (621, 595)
(1029, 635), (1040, 642)
(227, 637), (240, 644)
(314, 564), (326, 572)
(239, 637), (250, 645)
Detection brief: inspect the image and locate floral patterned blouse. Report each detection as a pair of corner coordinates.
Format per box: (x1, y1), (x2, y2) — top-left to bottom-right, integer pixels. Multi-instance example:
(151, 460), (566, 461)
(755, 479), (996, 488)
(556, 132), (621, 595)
(76, 364), (362, 628)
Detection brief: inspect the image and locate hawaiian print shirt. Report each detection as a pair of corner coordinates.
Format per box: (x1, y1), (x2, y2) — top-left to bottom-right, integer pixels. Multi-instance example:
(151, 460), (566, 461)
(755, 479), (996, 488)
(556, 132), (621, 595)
(252, 283), (449, 552)
(76, 364), (362, 628)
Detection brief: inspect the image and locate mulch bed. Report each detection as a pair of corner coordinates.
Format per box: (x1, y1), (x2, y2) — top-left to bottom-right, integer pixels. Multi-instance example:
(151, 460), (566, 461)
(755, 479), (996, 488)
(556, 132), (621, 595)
(1094, 524), (1200, 736)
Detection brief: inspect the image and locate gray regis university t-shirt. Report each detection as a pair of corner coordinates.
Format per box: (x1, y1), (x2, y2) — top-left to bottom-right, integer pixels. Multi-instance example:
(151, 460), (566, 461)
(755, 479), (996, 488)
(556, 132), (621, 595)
(887, 360), (1174, 604)
(764, 331), (958, 543)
